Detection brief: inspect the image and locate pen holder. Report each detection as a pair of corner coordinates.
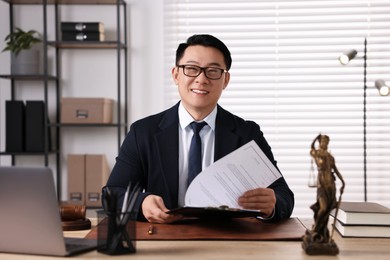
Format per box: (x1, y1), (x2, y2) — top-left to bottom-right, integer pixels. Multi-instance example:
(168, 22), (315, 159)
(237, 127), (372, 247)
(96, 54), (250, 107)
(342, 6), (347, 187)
(97, 210), (136, 255)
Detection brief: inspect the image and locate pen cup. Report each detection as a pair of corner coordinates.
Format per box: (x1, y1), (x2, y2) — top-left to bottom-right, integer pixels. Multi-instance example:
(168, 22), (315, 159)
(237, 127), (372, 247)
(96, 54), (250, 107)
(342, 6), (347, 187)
(97, 210), (136, 255)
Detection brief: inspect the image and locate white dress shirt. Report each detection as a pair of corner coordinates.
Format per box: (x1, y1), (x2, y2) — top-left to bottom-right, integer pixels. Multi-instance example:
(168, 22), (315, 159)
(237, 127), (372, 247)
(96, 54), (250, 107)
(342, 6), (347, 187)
(177, 102), (217, 206)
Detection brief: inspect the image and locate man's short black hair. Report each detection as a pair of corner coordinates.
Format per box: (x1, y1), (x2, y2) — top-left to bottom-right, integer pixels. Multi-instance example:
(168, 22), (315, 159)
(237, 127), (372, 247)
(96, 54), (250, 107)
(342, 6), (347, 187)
(175, 34), (232, 70)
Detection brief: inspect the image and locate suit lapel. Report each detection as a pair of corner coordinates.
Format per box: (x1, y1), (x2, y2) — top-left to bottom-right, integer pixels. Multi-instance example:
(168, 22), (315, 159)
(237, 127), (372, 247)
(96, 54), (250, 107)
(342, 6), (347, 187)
(154, 103), (180, 207)
(214, 105), (241, 161)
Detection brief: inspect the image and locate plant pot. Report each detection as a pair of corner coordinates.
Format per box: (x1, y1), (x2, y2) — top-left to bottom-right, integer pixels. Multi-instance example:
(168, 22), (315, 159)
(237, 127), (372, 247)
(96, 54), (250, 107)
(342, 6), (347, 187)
(11, 49), (40, 75)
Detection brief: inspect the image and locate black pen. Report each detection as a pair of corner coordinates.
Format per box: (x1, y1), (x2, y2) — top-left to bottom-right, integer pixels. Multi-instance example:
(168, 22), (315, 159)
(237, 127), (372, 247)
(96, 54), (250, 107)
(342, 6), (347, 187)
(120, 182), (132, 221)
(120, 183), (141, 226)
(102, 186), (112, 211)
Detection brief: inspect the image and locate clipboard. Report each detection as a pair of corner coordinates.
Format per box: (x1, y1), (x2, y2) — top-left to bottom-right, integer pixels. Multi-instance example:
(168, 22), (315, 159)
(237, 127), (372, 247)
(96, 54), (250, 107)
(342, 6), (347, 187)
(167, 205), (262, 218)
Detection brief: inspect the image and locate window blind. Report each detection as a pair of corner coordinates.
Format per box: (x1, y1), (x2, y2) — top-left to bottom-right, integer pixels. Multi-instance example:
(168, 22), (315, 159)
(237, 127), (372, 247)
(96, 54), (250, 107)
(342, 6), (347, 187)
(163, 0), (390, 217)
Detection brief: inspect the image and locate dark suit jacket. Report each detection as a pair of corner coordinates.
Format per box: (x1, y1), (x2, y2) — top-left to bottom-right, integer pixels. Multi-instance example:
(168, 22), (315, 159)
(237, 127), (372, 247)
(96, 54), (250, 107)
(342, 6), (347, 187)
(105, 102), (294, 221)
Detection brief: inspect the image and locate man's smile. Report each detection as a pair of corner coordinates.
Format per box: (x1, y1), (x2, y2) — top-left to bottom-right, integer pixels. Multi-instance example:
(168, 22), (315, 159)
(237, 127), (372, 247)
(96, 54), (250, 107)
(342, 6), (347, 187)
(191, 88), (209, 94)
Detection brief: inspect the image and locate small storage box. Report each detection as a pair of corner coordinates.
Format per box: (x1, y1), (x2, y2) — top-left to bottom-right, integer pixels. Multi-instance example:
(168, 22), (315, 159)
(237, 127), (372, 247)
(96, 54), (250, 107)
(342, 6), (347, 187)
(61, 98), (113, 124)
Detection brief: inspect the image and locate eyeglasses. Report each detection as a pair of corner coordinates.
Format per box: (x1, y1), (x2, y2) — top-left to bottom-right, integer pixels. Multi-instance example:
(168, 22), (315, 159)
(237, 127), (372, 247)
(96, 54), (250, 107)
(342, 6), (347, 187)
(177, 65), (227, 80)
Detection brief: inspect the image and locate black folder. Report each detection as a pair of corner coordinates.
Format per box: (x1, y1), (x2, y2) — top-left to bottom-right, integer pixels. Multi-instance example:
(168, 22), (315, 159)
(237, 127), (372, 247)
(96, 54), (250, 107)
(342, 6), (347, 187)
(25, 101), (49, 152)
(5, 100), (25, 152)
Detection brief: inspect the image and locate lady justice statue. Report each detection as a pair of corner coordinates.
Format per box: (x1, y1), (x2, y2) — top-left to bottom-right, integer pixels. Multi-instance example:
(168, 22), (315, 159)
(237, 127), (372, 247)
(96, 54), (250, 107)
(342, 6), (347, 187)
(302, 134), (345, 255)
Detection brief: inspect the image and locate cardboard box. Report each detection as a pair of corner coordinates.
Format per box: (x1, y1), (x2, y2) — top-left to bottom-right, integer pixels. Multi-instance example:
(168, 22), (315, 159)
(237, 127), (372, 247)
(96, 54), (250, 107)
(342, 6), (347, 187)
(67, 154), (110, 208)
(61, 98), (113, 124)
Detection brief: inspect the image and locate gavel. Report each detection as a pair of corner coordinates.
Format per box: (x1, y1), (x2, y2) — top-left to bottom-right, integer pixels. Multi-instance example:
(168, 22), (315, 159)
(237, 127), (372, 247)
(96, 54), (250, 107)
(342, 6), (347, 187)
(59, 204), (86, 221)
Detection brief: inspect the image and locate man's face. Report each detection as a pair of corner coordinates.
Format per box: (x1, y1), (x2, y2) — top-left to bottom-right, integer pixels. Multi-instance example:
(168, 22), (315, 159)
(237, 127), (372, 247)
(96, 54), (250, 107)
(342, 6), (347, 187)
(172, 45), (230, 120)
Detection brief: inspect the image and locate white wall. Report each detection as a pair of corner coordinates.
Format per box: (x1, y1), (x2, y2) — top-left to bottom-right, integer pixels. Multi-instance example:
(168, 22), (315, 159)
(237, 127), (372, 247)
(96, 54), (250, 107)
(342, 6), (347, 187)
(0, 0), (164, 200)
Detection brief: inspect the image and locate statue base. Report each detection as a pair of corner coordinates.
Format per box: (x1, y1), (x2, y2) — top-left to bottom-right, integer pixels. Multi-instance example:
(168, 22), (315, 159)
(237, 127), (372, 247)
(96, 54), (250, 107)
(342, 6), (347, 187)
(302, 230), (339, 255)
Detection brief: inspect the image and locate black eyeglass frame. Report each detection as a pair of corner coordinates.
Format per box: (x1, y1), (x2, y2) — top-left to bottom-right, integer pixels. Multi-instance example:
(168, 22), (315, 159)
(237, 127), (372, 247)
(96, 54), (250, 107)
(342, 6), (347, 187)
(177, 64), (228, 80)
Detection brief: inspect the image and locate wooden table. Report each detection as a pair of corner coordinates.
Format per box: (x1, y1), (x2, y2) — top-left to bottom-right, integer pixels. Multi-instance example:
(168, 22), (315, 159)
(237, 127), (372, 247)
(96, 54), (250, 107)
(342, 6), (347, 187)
(1, 218), (389, 259)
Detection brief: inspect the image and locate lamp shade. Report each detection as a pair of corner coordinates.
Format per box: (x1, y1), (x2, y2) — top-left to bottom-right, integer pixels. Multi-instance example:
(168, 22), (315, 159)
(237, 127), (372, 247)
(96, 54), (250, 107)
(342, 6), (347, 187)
(339, 49), (358, 65)
(375, 79), (390, 96)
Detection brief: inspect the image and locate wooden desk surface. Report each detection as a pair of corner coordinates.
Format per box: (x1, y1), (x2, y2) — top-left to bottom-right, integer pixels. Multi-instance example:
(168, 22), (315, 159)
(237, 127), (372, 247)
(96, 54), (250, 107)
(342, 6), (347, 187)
(1, 218), (389, 259)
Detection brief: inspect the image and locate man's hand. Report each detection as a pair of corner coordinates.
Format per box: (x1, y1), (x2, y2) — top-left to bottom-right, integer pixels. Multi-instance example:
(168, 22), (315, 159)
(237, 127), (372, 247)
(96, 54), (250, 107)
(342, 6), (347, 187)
(141, 195), (183, 223)
(238, 188), (276, 218)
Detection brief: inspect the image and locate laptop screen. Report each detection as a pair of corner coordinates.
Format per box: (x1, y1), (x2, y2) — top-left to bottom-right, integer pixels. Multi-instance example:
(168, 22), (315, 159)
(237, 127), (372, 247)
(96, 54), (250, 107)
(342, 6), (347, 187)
(0, 166), (69, 256)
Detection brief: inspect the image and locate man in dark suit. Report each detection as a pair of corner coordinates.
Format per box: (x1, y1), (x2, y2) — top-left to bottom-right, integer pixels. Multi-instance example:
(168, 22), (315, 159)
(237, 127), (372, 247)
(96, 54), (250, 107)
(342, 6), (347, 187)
(105, 34), (294, 223)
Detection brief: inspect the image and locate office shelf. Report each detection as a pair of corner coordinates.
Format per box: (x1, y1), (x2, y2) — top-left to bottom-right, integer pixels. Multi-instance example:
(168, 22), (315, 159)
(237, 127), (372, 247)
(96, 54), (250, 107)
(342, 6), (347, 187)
(0, 0), (128, 200)
(0, 75), (57, 80)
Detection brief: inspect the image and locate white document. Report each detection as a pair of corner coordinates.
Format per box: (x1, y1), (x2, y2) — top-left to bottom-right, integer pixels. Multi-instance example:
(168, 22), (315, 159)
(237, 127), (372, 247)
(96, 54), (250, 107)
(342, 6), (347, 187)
(185, 140), (282, 209)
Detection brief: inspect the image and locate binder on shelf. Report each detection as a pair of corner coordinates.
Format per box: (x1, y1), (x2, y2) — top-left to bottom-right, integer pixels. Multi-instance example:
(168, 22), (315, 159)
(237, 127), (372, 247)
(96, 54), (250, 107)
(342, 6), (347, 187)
(5, 100), (25, 152)
(85, 154), (110, 208)
(61, 31), (105, 42)
(67, 154), (86, 205)
(61, 22), (104, 33)
(25, 101), (50, 152)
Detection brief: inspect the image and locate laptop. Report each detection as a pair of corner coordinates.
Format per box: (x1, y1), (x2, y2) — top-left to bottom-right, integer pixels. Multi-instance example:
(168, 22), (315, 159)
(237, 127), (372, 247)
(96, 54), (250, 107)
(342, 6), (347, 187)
(0, 166), (97, 256)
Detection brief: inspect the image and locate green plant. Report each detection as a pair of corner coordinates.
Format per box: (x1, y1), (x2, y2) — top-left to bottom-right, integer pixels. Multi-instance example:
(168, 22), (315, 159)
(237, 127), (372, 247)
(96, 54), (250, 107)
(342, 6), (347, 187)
(2, 27), (41, 56)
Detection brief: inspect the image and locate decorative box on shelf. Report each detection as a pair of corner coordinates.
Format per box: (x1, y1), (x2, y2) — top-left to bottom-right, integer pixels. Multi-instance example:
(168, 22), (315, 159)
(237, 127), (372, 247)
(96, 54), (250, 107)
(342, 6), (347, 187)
(61, 97), (114, 124)
(61, 21), (105, 42)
